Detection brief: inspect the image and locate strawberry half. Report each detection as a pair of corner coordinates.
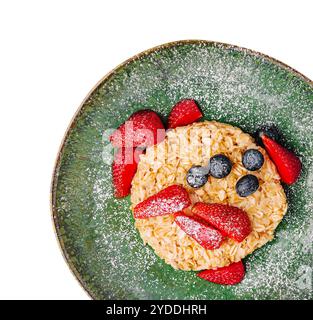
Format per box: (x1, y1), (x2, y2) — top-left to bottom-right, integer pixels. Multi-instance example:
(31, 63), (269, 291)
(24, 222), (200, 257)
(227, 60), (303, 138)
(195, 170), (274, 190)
(110, 110), (165, 148)
(112, 148), (143, 198)
(133, 185), (191, 219)
(261, 134), (302, 185)
(168, 99), (202, 129)
(192, 203), (251, 242)
(197, 261), (245, 285)
(174, 213), (224, 250)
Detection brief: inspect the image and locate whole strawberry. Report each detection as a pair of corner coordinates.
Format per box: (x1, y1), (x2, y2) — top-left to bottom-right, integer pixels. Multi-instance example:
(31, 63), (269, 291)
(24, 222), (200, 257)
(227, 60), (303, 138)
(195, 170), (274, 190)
(168, 99), (202, 129)
(112, 148), (143, 198)
(133, 185), (191, 219)
(192, 203), (251, 242)
(110, 110), (165, 148)
(197, 261), (245, 285)
(174, 213), (224, 250)
(261, 134), (301, 185)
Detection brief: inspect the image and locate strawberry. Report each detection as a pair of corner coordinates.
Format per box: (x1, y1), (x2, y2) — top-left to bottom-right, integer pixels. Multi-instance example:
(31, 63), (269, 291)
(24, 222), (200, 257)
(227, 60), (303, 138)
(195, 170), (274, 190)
(174, 213), (224, 250)
(110, 110), (165, 148)
(197, 261), (245, 285)
(192, 203), (251, 242)
(168, 99), (202, 129)
(133, 185), (191, 219)
(261, 134), (302, 185)
(112, 148), (143, 198)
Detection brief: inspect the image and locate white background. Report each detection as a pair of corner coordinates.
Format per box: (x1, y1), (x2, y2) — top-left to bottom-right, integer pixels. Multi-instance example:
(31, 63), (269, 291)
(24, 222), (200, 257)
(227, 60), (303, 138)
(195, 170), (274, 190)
(0, 0), (312, 300)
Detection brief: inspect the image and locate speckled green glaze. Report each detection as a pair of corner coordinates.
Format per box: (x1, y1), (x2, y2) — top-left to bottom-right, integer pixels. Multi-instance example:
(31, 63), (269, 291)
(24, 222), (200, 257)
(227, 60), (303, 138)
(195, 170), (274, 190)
(52, 40), (313, 300)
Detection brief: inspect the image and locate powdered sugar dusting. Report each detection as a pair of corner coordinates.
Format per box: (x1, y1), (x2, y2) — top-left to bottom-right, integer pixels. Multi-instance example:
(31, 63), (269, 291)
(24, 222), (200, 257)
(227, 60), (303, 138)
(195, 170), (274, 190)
(54, 41), (313, 299)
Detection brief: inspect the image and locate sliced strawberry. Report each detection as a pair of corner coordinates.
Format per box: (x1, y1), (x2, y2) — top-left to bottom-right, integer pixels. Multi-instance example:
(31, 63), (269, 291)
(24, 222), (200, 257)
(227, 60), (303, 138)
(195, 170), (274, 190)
(133, 185), (191, 219)
(112, 148), (143, 198)
(174, 213), (223, 250)
(168, 99), (202, 129)
(197, 261), (245, 285)
(110, 110), (165, 148)
(261, 134), (302, 185)
(192, 203), (251, 242)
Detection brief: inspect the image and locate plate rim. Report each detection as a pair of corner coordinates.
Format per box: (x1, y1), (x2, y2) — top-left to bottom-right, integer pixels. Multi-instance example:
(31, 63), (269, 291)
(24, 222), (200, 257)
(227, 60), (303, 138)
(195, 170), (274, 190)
(50, 39), (313, 300)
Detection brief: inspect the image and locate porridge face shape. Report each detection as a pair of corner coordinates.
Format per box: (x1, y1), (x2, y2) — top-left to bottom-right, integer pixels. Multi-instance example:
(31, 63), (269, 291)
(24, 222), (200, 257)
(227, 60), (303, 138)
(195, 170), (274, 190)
(131, 121), (287, 271)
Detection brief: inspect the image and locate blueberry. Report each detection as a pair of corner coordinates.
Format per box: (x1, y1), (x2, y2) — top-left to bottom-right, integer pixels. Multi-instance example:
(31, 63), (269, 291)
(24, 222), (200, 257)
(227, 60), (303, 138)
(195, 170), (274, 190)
(209, 154), (232, 179)
(242, 149), (264, 171)
(255, 125), (280, 146)
(236, 174), (259, 197)
(186, 165), (209, 188)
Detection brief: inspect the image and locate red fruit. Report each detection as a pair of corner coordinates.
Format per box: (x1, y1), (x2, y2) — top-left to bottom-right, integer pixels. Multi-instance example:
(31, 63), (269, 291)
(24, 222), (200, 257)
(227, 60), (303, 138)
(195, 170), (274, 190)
(192, 203), (251, 242)
(110, 110), (165, 148)
(197, 261), (245, 285)
(168, 99), (202, 129)
(133, 185), (191, 219)
(261, 134), (302, 185)
(112, 148), (143, 198)
(174, 213), (223, 250)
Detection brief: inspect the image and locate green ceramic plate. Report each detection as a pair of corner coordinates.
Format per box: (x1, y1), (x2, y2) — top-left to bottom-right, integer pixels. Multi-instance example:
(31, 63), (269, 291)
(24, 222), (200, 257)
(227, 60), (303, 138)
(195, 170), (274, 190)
(52, 40), (313, 300)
